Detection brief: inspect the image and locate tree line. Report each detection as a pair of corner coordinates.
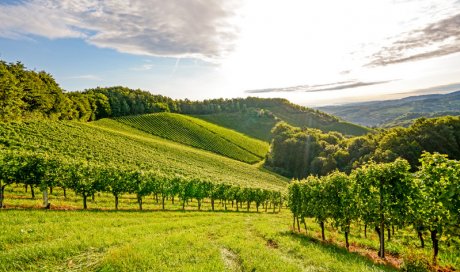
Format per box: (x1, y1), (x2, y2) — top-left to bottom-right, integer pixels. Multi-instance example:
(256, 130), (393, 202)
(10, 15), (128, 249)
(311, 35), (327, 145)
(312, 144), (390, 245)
(288, 152), (460, 263)
(0, 60), (340, 124)
(266, 116), (460, 179)
(0, 150), (283, 212)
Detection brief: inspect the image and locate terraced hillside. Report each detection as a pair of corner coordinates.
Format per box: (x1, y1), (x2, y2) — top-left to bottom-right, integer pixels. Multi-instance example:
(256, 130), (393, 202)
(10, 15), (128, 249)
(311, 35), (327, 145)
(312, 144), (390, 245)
(0, 119), (287, 191)
(117, 113), (269, 163)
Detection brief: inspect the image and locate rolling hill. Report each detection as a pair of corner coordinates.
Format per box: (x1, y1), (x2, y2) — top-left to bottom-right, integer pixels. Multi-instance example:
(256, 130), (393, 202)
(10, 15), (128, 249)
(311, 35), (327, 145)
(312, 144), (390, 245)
(318, 90), (460, 127)
(0, 119), (287, 191)
(116, 113), (269, 163)
(192, 101), (370, 142)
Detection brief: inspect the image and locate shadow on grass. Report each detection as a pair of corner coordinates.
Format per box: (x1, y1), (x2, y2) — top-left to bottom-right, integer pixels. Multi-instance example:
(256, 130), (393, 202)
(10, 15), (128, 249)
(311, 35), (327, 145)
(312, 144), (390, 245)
(1, 205), (282, 215)
(279, 230), (397, 271)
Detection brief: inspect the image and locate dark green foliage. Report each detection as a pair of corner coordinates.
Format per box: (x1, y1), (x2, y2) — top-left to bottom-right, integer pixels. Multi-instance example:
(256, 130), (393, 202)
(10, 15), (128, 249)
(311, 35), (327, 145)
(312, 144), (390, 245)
(0, 62), (24, 121)
(267, 116), (460, 179)
(85, 86), (177, 117)
(265, 122), (345, 178)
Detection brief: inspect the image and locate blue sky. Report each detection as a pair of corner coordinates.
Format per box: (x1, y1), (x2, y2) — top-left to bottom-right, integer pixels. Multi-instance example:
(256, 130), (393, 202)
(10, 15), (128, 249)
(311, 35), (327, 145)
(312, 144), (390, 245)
(1, 0), (460, 106)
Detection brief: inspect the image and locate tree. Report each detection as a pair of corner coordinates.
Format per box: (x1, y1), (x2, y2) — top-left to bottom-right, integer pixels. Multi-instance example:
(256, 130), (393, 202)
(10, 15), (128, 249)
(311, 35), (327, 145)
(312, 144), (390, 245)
(0, 62), (24, 121)
(288, 181), (302, 231)
(324, 171), (357, 250)
(68, 162), (100, 209)
(128, 170), (152, 211)
(309, 176), (329, 241)
(415, 152), (460, 263)
(352, 159), (411, 258)
(19, 153), (48, 201)
(40, 156), (65, 208)
(103, 167), (129, 210)
(0, 151), (28, 208)
(192, 180), (208, 211)
(179, 179), (194, 210)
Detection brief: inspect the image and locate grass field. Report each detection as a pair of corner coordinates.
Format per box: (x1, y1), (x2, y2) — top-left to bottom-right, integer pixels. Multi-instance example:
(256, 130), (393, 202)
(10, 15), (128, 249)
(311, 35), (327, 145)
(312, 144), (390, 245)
(4, 186), (459, 271)
(1, 183), (398, 272)
(0, 119), (287, 191)
(117, 113), (269, 163)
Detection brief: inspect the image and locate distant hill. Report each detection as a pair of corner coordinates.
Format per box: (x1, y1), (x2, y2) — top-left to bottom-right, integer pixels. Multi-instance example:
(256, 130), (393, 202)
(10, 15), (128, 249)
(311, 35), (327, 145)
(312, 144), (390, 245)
(318, 90), (460, 127)
(192, 99), (370, 142)
(117, 113), (269, 164)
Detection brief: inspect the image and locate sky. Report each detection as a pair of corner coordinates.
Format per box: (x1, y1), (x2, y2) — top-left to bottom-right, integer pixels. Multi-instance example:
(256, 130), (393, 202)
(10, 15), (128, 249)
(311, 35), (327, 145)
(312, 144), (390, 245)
(0, 0), (460, 106)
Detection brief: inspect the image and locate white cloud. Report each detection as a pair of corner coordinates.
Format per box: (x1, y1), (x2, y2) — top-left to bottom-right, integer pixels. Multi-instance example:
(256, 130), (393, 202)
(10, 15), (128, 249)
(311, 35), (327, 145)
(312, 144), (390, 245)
(0, 0), (240, 60)
(130, 64), (154, 71)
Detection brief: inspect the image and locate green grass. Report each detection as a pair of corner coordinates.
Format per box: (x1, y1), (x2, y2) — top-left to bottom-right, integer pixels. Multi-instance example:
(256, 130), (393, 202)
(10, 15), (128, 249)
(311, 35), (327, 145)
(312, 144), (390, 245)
(116, 113), (269, 163)
(6, 186), (457, 271)
(290, 219), (460, 271)
(193, 112), (278, 142)
(0, 119), (287, 191)
(0, 208), (396, 271)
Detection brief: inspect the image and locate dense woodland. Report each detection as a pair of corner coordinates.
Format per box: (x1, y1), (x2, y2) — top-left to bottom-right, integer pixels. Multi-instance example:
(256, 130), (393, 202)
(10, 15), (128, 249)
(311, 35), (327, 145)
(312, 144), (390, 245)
(266, 116), (460, 178)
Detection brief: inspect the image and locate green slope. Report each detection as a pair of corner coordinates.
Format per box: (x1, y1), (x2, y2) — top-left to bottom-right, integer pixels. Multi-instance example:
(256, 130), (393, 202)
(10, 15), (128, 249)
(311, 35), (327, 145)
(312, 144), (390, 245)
(0, 119), (287, 191)
(260, 102), (370, 136)
(193, 105), (370, 143)
(193, 111), (277, 142)
(116, 113), (269, 163)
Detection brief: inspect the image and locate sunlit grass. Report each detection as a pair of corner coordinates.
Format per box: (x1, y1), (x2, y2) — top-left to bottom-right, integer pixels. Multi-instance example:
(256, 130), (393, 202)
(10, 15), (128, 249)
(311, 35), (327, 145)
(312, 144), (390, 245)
(0, 209), (396, 272)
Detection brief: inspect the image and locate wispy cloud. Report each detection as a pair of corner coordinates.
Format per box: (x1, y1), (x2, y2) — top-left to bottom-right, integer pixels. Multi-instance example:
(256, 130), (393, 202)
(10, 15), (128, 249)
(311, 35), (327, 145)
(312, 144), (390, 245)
(0, 0), (240, 60)
(130, 64), (154, 71)
(67, 74), (102, 81)
(245, 80), (394, 94)
(367, 13), (460, 66)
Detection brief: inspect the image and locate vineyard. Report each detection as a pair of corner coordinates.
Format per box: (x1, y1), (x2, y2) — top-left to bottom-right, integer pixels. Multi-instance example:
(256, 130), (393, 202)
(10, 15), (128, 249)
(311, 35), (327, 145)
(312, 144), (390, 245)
(117, 113), (269, 163)
(0, 119), (287, 191)
(288, 153), (460, 270)
(0, 150), (282, 211)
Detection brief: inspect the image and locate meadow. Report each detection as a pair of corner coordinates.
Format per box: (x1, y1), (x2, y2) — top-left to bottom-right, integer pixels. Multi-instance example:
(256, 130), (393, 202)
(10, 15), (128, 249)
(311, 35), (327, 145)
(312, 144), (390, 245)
(1, 186), (396, 272)
(4, 185), (459, 271)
